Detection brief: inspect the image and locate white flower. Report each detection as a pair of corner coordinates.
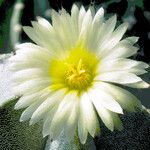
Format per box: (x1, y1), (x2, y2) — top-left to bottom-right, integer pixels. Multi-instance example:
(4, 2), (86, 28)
(9, 4), (149, 144)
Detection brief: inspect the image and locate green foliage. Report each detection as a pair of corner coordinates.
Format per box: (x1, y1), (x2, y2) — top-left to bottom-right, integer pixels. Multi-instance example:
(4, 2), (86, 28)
(0, 98), (46, 150)
(34, 0), (50, 17)
(0, 7), (12, 53)
(135, 0), (144, 9)
(0, 0), (4, 7)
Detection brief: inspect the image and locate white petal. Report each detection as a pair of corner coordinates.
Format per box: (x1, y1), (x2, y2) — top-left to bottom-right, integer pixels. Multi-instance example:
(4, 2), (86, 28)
(60, 9), (77, 48)
(80, 93), (99, 137)
(42, 106), (57, 137)
(9, 60), (48, 71)
(19, 90), (53, 122)
(71, 4), (79, 18)
(90, 96), (114, 131)
(125, 81), (150, 89)
(51, 9), (60, 25)
(50, 9), (64, 49)
(92, 7), (104, 26)
(128, 68), (147, 75)
(13, 78), (50, 95)
(20, 98), (44, 122)
(64, 99), (79, 140)
(78, 105), (88, 144)
(89, 88), (123, 114)
(96, 71), (142, 84)
(13, 68), (48, 82)
(30, 89), (66, 125)
(32, 20), (65, 53)
(111, 22), (128, 43)
(102, 41), (139, 60)
(36, 16), (52, 29)
(123, 36), (139, 45)
(23, 26), (43, 46)
(16, 47), (51, 60)
(100, 23), (128, 56)
(14, 92), (41, 109)
(79, 9), (92, 39)
(10, 54), (50, 68)
(94, 82), (142, 111)
(15, 43), (52, 57)
(97, 15), (117, 51)
(98, 58), (149, 73)
(9, 48), (50, 70)
(103, 14), (117, 37)
(78, 6), (86, 33)
(51, 9), (74, 50)
(110, 112), (123, 131)
(87, 8), (104, 50)
(71, 4), (79, 37)
(31, 21), (59, 50)
(50, 92), (76, 140)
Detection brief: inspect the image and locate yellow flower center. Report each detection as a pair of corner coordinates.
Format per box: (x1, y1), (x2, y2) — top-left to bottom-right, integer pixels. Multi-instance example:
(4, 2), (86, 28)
(49, 44), (98, 92)
(65, 59), (92, 90)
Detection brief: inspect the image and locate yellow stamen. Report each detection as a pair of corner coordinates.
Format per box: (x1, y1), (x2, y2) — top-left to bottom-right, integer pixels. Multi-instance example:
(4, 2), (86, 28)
(48, 43), (98, 91)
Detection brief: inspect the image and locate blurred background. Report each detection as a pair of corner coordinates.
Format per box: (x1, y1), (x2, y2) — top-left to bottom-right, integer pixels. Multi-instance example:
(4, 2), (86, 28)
(0, 0), (150, 106)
